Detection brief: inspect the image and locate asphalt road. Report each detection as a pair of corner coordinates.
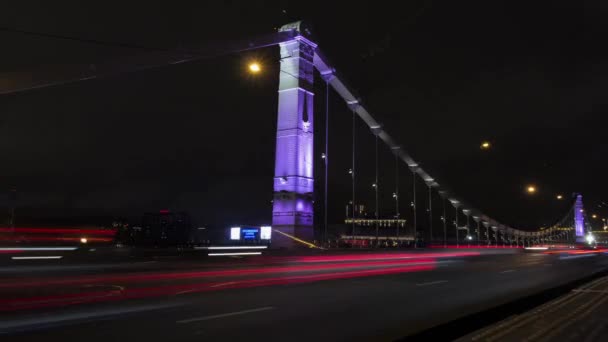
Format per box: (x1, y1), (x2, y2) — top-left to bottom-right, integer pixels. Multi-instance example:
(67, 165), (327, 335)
(2, 249), (608, 341)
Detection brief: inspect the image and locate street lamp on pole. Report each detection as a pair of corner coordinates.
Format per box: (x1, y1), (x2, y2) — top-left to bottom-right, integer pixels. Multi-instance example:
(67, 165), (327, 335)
(439, 190), (448, 248)
(371, 125), (382, 247)
(391, 146), (401, 247)
(462, 209), (471, 246)
(425, 178), (436, 246)
(482, 221), (491, 246)
(449, 199), (460, 247)
(409, 164), (419, 248)
(473, 216), (481, 247)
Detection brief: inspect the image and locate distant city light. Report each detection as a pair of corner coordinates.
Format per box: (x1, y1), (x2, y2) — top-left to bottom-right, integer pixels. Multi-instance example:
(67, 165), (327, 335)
(480, 141), (491, 150)
(80, 237), (88, 244)
(526, 185), (537, 194)
(372, 183), (377, 188)
(586, 233), (595, 244)
(556, 194), (563, 200)
(592, 214), (598, 219)
(466, 235), (473, 240)
(248, 62), (261, 73)
(321, 153), (326, 159)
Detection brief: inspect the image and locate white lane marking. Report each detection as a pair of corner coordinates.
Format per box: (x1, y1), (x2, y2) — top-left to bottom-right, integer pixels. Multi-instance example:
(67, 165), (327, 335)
(0, 247), (76, 251)
(500, 269), (516, 273)
(176, 307), (275, 324)
(0, 303), (178, 332)
(210, 281), (238, 288)
(416, 280), (448, 287)
(559, 254), (596, 260)
(11, 256), (63, 260)
(176, 290), (195, 296)
(572, 289), (608, 294)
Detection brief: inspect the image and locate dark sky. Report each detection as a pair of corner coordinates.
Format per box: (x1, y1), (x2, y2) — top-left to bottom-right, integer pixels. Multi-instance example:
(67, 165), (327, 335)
(1, 1), (607, 230)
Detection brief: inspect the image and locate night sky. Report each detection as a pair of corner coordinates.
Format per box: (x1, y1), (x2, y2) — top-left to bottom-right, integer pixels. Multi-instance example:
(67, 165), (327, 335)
(1, 1), (607, 230)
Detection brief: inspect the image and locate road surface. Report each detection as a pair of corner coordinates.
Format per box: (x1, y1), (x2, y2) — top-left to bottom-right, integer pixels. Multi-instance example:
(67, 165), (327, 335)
(1, 248), (607, 341)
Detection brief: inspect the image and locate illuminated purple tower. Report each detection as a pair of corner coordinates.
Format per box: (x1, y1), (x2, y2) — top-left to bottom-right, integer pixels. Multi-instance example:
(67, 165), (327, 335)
(574, 194), (585, 242)
(272, 22), (316, 247)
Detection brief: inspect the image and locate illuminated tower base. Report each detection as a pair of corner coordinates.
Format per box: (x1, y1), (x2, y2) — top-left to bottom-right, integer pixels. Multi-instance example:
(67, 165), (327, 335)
(271, 22), (316, 248)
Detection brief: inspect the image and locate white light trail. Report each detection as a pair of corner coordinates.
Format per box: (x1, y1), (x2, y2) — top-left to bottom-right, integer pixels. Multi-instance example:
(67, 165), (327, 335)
(208, 252), (262, 257)
(11, 256), (63, 260)
(196, 246), (268, 250)
(0, 247), (77, 251)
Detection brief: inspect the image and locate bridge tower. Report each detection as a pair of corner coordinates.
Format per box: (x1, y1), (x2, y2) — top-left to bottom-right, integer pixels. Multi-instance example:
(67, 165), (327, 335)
(271, 22), (317, 248)
(574, 194), (585, 243)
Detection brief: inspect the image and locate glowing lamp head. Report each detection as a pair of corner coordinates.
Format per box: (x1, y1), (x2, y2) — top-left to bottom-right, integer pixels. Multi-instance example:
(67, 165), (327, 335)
(480, 141), (491, 150)
(526, 185), (537, 194)
(467, 235), (473, 240)
(556, 194), (563, 200)
(80, 237), (88, 244)
(248, 62), (261, 73)
(586, 233), (595, 244)
(592, 214), (598, 219)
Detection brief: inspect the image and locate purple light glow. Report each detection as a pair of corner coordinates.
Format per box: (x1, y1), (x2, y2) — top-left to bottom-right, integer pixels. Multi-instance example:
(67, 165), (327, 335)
(574, 194), (585, 238)
(271, 34), (316, 246)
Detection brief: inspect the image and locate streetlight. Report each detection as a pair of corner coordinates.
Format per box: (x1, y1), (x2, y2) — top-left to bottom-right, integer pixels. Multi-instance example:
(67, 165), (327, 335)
(526, 185), (537, 194)
(248, 62), (261, 73)
(592, 214), (598, 219)
(556, 194), (563, 200)
(480, 141), (491, 150)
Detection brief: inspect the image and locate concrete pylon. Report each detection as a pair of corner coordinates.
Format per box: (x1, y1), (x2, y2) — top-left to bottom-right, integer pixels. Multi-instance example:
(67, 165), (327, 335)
(574, 194), (585, 243)
(271, 22), (317, 248)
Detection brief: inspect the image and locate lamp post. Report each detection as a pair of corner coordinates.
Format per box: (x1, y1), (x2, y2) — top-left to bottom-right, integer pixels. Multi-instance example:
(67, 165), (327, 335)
(425, 178), (436, 246)
(410, 165), (419, 248)
(462, 209), (471, 247)
(371, 125), (382, 247)
(473, 216), (481, 247)
(391, 147), (401, 247)
(482, 221), (490, 246)
(348, 101), (359, 243)
(495, 226), (502, 247)
(450, 199), (460, 247)
(439, 191), (448, 248)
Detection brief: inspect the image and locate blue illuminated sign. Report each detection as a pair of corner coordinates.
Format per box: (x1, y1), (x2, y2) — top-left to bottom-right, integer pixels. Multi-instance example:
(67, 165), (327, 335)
(241, 228), (259, 240)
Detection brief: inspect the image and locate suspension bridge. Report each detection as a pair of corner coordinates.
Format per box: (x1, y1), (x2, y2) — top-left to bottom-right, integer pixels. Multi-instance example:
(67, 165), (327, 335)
(1, 20), (607, 341)
(0, 21), (598, 250)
